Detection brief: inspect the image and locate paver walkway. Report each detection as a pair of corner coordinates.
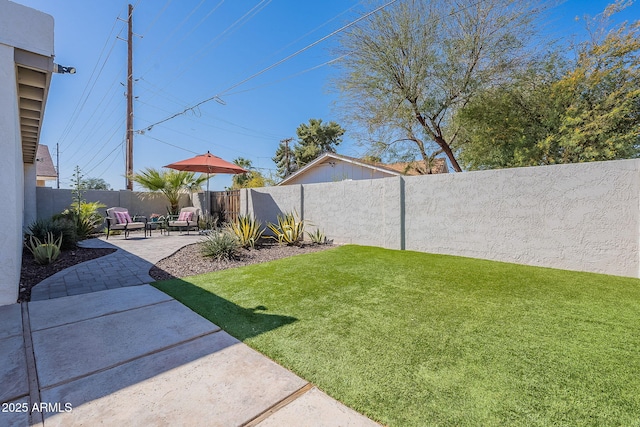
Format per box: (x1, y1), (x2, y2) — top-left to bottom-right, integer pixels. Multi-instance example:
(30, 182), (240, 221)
(2, 234), (379, 426)
(31, 233), (203, 300)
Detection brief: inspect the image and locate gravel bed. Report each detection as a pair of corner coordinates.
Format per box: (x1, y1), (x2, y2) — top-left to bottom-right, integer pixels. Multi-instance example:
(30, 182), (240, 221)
(150, 241), (335, 281)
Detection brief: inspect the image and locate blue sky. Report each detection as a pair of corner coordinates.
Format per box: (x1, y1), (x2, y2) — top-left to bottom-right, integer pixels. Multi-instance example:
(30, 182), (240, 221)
(13, 0), (639, 190)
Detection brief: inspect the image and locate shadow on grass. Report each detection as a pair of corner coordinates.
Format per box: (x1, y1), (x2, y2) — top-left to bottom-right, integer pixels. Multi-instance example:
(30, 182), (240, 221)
(153, 278), (297, 341)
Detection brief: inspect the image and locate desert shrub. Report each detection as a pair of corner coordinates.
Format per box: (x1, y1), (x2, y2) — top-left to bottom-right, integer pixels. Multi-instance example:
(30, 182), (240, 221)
(200, 231), (241, 261)
(267, 211), (305, 245)
(27, 218), (77, 250)
(228, 214), (264, 249)
(55, 201), (105, 239)
(198, 213), (218, 230)
(26, 232), (62, 265)
(307, 228), (326, 244)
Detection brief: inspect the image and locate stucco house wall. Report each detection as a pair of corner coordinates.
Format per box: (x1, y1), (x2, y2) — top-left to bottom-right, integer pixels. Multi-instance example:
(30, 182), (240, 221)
(0, 0), (54, 305)
(283, 158), (394, 185)
(0, 42), (24, 305)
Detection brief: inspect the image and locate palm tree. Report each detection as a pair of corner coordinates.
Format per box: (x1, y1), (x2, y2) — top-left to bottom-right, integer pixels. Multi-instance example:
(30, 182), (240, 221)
(131, 168), (208, 215)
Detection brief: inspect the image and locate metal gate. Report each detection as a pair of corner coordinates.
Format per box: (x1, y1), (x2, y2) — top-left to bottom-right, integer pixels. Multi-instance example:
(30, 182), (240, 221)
(210, 190), (240, 225)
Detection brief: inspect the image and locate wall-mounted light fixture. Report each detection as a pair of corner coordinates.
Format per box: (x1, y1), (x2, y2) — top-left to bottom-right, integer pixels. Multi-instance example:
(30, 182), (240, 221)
(53, 63), (76, 74)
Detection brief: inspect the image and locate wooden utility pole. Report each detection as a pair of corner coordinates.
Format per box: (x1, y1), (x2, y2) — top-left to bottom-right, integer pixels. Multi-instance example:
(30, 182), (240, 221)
(125, 3), (134, 190)
(281, 137), (293, 177)
(56, 142), (60, 189)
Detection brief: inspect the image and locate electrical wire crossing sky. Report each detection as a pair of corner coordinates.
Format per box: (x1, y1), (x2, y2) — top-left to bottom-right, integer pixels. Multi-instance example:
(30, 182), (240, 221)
(13, 0), (638, 190)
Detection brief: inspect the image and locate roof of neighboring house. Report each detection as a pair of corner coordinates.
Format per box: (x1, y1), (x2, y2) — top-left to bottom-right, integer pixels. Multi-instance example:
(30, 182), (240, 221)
(278, 152), (448, 185)
(36, 144), (57, 180)
(380, 159), (449, 175)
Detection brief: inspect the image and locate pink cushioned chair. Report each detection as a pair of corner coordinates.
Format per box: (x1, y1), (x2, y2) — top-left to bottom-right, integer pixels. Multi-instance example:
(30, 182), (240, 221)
(167, 207), (200, 235)
(105, 207), (147, 239)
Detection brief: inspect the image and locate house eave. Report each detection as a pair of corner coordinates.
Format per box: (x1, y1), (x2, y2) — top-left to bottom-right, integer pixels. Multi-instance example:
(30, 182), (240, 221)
(15, 49), (53, 164)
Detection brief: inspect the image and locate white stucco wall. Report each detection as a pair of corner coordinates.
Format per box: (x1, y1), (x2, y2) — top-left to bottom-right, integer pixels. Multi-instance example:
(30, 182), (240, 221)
(0, 0), (54, 305)
(24, 163), (37, 227)
(284, 159), (394, 185)
(0, 43), (23, 305)
(0, 0), (54, 56)
(245, 159), (640, 278)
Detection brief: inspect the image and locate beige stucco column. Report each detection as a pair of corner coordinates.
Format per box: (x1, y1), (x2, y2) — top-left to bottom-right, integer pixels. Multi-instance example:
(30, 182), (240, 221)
(0, 0), (54, 305)
(0, 43), (24, 305)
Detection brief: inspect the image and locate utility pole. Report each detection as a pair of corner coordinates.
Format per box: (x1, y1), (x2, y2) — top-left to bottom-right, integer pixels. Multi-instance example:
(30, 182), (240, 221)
(281, 137), (293, 177)
(125, 3), (134, 190)
(56, 142), (60, 189)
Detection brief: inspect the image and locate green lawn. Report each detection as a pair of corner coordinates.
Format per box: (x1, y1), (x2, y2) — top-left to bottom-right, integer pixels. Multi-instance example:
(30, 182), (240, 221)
(153, 245), (640, 426)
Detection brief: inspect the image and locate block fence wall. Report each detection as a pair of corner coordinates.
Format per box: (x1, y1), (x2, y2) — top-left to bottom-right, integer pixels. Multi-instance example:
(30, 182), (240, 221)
(240, 159), (640, 278)
(35, 188), (193, 222)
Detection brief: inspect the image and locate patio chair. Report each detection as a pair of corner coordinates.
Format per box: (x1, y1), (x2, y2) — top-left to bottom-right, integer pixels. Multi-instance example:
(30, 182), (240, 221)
(105, 207), (147, 239)
(167, 207), (200, 235)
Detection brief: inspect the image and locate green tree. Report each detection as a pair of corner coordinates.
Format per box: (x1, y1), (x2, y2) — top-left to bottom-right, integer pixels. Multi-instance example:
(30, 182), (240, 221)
(230, 158), (268, 189)
(335, 0), (543, 172)
(273, 139), (297, 179)
(131, 168), (207, 215)
(455, 1), (640, 169)
(273, 119), (345, 179)
(544, 2), (640, 163)
(82, 177), (111, 190)
(454, 56), (570, 169)
(293, 119), (345, 167)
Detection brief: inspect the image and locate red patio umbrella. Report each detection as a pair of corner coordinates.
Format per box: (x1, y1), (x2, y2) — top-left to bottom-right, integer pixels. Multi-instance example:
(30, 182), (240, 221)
(164, 151), (248, 220)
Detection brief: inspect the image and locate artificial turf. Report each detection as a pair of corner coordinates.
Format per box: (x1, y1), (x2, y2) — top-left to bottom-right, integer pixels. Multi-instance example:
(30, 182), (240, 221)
(153, 245), (640, 426)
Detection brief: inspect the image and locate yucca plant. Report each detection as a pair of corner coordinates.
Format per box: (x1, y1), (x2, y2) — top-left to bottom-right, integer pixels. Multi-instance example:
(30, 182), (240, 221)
(26, 232), (63, 265)
(228, 214), (264, 249)
(200, 231), (241, 261)
(307, 228), (326, 244)
(267, 211), (305, 246)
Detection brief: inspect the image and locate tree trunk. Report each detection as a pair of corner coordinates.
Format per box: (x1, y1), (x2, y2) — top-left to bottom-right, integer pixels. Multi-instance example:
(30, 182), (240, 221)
(434, 135), (462, 172)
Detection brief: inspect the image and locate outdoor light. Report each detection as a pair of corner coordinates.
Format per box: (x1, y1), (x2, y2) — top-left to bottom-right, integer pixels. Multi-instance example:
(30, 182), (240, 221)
(53, 63), (76, 74)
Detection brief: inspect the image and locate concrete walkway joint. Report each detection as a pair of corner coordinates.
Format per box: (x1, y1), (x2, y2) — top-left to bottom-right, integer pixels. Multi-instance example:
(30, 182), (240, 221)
(1, 235), (379, 426)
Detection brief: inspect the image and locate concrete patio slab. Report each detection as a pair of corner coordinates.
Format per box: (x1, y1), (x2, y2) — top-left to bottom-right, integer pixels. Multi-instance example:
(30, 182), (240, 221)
(0, 396), (30, 427)
(4, 235), (379, 425)
(41, 332), (308, 427)
(256, 387), (380, 427)
(29, 286), (172, 331)
(31, 298), (220, 388)
(0, 303), (22, 339)
(0, 334), (28, 403)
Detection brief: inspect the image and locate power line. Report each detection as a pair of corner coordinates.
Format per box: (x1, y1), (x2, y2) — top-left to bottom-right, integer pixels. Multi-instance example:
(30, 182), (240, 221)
(83, 138), (125, 176)
(138, 0), (399, 133)
(138, 0), (225, 80)
(141, 0), (272, 104)
(224, 55), (347, 96)
(139, 133), (199, 154)
(55, 15), (125, 150)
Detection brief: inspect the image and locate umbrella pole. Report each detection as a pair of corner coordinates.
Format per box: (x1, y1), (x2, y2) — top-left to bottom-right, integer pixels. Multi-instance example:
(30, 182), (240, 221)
(206, 173), (210, 229)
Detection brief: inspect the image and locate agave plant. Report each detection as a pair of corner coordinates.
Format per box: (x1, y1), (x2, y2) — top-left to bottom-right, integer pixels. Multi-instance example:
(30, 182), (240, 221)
(200, 231), (240, 261)
(267, 211), (305, 245)
(306, 228), (326, 244)
(26, 232), (63, 265)
(228, 214), (264, 249)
